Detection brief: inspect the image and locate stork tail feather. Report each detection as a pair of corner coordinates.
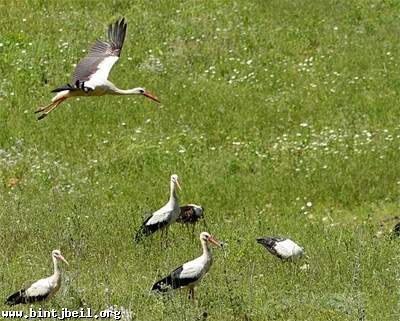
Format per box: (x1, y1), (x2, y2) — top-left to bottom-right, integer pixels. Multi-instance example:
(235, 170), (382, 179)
(133, 224), (153, 243)
(5, 290), (26, 306)
(151, 276), (173, 292)
(51, 84), (77, 93)
(134, 214), (168, 243)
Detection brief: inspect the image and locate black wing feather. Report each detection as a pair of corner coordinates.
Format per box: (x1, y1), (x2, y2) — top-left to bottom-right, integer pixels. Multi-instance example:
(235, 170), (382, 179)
(51, 83), (78, 93)
(5, 289), (49, 306)
(71, 18), (127, 83)
(133, 215), (169, 243)
(257, 237), (286, 259)
(5, 290), (26, 306)
(151, 266), (198, 292)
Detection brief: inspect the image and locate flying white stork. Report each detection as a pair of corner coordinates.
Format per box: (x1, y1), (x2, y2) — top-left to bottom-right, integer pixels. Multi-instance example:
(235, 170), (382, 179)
(134, 174), (181, 242)
(35, 18), (160, 120)
(5, 250), (69, 305)
(177, 204), (205, 233)
(151, 232), (221, 300)
(257, 237), (304, 260)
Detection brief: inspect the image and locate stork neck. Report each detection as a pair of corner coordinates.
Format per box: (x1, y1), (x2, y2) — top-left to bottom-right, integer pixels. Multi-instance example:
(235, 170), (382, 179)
(201, 239), (211, 258)
(112, 87), (142, 95)
(52, 257), (61, 276)
(169, 181), (178, 202)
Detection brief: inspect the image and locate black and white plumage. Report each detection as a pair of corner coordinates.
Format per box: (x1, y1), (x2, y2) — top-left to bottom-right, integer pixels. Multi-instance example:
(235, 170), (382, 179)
(152, 232), (221, 300)
(177, 204), (205, 235)
(134, 174), (181, 242)
(36, 18), (160, 120)
(257, 237), (304, 260)
(177, 204), (204, 225)
(5, 250), (69, 306)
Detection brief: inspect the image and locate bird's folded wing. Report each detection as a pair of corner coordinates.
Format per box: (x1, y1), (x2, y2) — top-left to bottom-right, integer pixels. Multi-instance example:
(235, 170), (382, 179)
(178, 258), (204, 279)
(274, 241), (296, 258)
(146, 207), (173, 225)
(170, 265), (199, 287)
(25, 278), (51, 298)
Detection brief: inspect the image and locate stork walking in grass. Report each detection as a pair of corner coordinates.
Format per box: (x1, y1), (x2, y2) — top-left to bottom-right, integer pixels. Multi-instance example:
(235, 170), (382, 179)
(134, 174), (181, 242)
(35, 18), (160, 120)
(5, 250), (69, 305)
(152, 232), (221, 300)
(257, 237), (304, 261)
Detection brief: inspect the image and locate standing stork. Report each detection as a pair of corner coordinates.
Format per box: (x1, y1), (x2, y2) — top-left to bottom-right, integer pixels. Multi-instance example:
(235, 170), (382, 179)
(5, 250), (69, 305)
(177, 204), (205, 234)
(134, 174), (181, 242)
(151, 232), (221, 300)
(35, 18), (160, 120)
(257, 237), (304, 261)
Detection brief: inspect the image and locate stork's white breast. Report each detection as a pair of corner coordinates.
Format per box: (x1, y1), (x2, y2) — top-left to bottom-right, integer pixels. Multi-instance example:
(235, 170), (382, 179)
(275, 239), (304, 259)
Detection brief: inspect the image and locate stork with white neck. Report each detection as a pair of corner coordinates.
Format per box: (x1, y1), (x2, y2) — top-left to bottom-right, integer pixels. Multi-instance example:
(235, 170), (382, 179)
(134, 174), (181, 242)
(35, 18), (160, 120)
(5, 250), (69, 305)
(152, 232), (221, 300)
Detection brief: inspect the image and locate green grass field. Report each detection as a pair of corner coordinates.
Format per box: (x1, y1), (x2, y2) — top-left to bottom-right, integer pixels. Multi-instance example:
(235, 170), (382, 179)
(1, 0), (400, 320)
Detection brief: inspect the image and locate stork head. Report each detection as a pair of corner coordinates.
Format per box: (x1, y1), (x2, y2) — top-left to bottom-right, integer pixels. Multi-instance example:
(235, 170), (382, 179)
(200, 232), (221, 247)
(52, 249), (69, 265)
(134, 87), (160, 103)
(171, 174), (182, 190)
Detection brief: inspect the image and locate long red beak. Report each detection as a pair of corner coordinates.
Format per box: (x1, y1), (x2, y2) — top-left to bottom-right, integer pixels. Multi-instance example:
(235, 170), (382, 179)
(176, 179), (182, 191)
(58, 255), (69, 265)
(209, 236), (222, 247)
(143, 91), (160, 103)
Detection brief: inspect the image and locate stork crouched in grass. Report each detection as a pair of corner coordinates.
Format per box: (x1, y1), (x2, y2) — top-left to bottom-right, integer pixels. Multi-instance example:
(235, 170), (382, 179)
(36, 18), (160, 120)
(151, 232), (221, 300)
(134, 174), (182, 242)
(5, 250), (69, 305)
(177, 204), (205, 234)
(257, 237), (304, 261)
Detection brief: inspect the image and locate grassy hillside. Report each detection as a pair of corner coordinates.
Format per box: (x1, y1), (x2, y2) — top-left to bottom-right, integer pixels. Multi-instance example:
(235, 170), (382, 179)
(1, 0), (400, 320)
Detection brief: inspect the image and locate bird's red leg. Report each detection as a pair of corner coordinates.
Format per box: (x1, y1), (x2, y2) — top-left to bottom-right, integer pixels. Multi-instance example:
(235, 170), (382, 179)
(35, 101), (56, 114)
(42, 98), (65, 114)
(37, 98), (66, 120)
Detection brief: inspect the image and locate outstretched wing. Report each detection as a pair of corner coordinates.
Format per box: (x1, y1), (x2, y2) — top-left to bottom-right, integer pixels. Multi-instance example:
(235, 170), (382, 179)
(72, 18), (127, 84)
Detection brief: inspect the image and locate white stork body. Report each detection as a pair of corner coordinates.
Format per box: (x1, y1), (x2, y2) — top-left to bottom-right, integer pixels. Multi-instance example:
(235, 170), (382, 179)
(5, 250), (69, 305)
(257, 237), (304, 260)
(36, 18), (159, 120)
(152, 232), (221, 300)
(134, 174), (181, 242)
